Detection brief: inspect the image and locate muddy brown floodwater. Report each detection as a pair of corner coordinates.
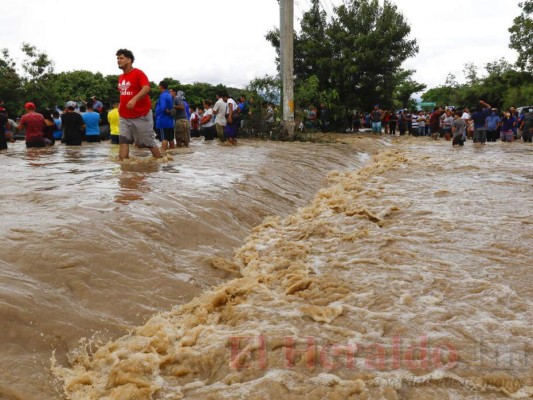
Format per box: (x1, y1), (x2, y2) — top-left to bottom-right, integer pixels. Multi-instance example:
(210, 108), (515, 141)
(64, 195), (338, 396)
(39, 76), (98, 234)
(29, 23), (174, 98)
(0, 136), (531, 399)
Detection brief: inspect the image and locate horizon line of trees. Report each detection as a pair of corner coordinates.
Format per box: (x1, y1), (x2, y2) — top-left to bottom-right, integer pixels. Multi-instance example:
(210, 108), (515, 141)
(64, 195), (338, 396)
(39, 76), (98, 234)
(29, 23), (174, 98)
(0, 44), (261, 119)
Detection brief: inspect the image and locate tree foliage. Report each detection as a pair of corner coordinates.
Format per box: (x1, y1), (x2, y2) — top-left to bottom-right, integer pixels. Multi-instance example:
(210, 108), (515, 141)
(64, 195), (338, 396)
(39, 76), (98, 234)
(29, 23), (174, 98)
(246, 75), (281, 104)
(328, 0), (418, 110)
(0, 49), (22, 113)
(422, 59), (533, 110)
(0, 43), (265, 117)
(267, 0), (421, 127)
(393, 69), (426, 109)
(509, 0), (533, 72)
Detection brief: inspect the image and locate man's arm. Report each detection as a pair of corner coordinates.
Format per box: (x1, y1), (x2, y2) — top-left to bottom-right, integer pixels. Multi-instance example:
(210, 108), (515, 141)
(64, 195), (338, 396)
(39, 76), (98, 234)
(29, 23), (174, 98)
(480, 100), (491, 109)
(126, 85), (150, 110)
(173, 99), (185, 111)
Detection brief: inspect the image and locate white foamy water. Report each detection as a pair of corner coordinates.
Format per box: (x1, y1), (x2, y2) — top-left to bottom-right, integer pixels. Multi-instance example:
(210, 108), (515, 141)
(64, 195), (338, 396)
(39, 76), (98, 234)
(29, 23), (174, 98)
(1, 136), (531, 399)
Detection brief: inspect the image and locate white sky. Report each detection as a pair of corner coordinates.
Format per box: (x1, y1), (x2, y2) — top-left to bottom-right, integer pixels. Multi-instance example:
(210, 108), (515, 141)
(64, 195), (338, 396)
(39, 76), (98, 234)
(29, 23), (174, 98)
(0, 0), (522, 92)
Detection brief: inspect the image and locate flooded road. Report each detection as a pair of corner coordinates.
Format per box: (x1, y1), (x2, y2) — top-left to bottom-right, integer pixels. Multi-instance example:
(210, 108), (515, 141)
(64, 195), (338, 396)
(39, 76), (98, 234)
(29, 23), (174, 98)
(0, 136), (531, 399)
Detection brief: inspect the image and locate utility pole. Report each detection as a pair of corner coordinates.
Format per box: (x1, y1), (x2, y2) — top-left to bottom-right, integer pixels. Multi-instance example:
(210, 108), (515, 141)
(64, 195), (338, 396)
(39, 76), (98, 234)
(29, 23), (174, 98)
(280, 0), (295, 138)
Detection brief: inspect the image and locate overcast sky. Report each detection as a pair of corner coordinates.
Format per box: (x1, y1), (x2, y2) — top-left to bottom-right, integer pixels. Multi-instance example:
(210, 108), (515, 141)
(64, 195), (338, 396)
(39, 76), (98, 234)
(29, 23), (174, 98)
(0, 0), (522, 93)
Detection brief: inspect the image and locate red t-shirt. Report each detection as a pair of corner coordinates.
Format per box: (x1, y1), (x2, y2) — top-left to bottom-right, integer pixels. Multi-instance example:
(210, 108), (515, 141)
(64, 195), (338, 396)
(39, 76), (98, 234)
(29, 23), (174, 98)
(20, 112), (45, 142)
(117, 68), (151, 119)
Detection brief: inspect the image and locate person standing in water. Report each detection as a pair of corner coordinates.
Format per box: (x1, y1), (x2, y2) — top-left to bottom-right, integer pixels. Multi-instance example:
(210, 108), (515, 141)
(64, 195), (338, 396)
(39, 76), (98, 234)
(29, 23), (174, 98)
(451, 111), (466, 146)
(115, 48), (161, 160)
(18, 102), (45, 148)
(155, 81), (175, 150)
(0, 102), (8, 150)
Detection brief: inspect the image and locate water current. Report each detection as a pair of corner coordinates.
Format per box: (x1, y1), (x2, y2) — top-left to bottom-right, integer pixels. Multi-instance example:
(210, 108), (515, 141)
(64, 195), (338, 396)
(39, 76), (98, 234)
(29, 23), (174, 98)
(0, 136), (531, 399)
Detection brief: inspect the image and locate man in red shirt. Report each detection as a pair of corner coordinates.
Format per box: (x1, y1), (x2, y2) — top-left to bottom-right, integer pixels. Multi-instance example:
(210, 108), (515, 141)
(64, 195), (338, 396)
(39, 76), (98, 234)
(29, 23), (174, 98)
(18, 102), (45, 148)
(115, 48), (161, 160)
(429, 107), (443, 140)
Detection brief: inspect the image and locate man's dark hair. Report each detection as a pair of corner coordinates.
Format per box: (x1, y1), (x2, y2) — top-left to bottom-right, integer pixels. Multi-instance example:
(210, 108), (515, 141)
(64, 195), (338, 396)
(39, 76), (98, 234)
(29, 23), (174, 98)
(116, 48), (135, 63)
(86, 100), (94, 109)
(159, 81), (169, 89)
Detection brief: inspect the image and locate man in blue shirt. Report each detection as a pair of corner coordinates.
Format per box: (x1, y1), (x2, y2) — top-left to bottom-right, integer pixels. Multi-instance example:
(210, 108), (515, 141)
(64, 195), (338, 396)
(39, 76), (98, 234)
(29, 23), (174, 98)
(82, 100), (101, 142)
(471, 100), (492, 143)
(155, 81), (175, 150)
(485, 108), (501, 142)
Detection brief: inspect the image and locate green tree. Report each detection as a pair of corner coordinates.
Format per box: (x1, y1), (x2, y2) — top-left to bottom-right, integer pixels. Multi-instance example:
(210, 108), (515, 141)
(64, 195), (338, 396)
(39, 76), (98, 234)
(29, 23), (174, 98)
(327, 0), (418, 111)
(295, 0), (331, 89)
(246, 75), (281, 104)
(0, 48), (22, 113)
(509, 0), (533, 72)
(423, 58), (533, 110)
(267, 0), (419, 127)
(19, 43), (57, 109)
(51, 70), (115, 106)
(393, 69), (426, 109)
(295, 75), (320, 107)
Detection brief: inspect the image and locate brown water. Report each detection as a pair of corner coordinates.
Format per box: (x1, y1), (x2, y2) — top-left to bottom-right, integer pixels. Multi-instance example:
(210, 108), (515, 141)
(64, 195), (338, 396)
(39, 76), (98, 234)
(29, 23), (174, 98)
(0, 137), (368, 399)
(0, 137), (531, 399)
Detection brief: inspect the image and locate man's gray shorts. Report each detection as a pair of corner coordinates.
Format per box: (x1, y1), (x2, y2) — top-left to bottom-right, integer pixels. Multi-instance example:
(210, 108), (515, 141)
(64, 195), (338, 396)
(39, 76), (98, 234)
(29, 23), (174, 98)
(119, 110), (158, 148)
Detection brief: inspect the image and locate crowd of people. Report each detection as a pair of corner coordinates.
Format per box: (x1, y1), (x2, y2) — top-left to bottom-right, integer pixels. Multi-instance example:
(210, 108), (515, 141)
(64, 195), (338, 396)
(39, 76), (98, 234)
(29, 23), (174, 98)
(351, 102), (533, 145)
(0, 90), (279, 154)
(1, 48), (531, 153)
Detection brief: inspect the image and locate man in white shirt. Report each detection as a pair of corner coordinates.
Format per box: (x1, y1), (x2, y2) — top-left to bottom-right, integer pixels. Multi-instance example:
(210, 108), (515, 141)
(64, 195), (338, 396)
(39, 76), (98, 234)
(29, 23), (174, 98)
(461, 108), (471, 141)
(213, 91), (227, 142)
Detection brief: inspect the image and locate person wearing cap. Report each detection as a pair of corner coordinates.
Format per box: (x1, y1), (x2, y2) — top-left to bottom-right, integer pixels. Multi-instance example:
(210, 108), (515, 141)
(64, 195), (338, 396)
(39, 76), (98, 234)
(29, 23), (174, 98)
(115, 48), (162, 159)
(17, 102), (46, 148)
(91, 96), (103, 112)
(66, 100), (79, 112)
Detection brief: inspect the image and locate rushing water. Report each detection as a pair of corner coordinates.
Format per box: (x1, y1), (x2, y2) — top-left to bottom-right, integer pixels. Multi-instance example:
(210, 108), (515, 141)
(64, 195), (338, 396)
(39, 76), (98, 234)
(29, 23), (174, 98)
(0, 136), (531, 399)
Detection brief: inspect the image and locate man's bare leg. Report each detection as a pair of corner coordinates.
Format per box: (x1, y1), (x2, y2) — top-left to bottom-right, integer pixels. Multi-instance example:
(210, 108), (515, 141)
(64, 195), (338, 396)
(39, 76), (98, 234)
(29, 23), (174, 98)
(150, 146), (163, 158)
(118, 143), (129, 160)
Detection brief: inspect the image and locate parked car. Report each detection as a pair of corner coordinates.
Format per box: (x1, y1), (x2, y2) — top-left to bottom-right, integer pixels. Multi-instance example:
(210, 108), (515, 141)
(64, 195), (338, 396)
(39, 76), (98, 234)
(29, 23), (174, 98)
(517, 105), (533, 115)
